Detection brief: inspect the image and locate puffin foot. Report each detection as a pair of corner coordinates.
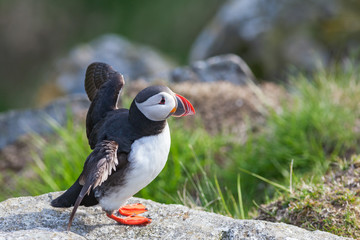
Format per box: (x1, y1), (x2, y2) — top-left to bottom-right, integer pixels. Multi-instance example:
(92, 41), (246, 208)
(118, 203), (148, 216)
(106, 213), (151, 225)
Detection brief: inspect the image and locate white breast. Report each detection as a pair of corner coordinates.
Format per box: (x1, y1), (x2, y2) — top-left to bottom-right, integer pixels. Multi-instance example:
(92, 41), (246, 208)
(99, 123), (171, 212)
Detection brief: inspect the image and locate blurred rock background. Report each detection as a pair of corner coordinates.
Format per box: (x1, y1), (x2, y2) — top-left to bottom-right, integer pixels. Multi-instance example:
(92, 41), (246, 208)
(189, 0), (360, 78)
(0, 0), (222, 111)
(1, 0), (360, 112)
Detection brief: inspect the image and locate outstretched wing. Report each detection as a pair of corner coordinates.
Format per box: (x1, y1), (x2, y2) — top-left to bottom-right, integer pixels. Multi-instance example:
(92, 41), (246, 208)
(67, 140), (119, 231)
(85, 62), (125, 139)
(85, 62), (122, 102)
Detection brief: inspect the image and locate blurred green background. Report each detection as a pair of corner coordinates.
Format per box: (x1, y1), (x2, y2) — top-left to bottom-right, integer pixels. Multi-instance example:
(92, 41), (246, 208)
(0, 0), (222, 112)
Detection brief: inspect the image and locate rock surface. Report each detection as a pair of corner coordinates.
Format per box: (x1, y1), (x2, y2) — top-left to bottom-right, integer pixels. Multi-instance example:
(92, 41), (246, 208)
(170, 54), (256, 85)
(190, 0), (360, 79)
(0, 193), (350, 240)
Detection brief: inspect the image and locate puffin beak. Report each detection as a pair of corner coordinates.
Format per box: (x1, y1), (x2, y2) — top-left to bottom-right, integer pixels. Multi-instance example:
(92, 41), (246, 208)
(172, 94), (195, 117)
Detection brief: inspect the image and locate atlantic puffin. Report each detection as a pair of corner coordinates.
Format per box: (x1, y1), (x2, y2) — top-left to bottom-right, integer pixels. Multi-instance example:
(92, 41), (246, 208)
(51, 62), (195, 231)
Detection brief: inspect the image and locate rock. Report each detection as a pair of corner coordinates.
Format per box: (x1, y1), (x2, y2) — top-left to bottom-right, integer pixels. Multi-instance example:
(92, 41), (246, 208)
(0, 229), (85, 240)
(51, 34), (174, 96)
(0, 193), (349, 240)
(0, 135), (34, 172)
(170, 54), (256, 85)
(171, 81), (285, 135)
(0, 94), (89, 150)
(190, 0), (360, 79)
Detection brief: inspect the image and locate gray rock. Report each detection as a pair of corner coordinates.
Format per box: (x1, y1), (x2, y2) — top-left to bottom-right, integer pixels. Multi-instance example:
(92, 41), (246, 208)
(0, 229), (85, 240)
(189, 0), (356, 79)
(170, 54), (256, 85)
(0, 193), (350, 240)
(53, 34), (174, 95)
(0, 94), (89, 150)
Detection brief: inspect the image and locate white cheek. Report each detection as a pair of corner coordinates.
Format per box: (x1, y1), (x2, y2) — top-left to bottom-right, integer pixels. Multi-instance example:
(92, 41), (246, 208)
(135, 95), (175, 121)
(143, 105), (172, 121)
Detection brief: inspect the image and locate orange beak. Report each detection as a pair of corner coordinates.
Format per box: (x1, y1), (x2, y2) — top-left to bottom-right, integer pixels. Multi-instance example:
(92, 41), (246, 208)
(172, 94), (195, 117)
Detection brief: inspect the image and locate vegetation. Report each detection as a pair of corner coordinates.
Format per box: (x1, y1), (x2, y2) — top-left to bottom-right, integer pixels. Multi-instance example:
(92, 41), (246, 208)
(1, 61), (360, 237)
(255, 155), (360, 239)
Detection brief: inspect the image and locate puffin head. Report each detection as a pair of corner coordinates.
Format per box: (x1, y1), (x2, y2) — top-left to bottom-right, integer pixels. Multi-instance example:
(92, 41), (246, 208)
(134, 85), (195, 122)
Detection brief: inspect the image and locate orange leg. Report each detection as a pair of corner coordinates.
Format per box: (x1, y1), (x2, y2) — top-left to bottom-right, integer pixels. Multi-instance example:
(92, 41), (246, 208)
(106, 213), (151, 225)
(118, 203), (148, 216)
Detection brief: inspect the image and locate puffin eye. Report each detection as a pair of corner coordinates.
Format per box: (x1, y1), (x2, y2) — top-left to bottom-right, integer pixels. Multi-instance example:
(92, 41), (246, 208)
(159, 96), (166, 105)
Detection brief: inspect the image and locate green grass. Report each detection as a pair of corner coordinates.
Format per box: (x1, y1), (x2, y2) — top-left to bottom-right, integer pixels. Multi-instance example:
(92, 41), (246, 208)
(1, 60), (360, 235)
(0, 116), (91, 198)
(222, 61), (360, 209)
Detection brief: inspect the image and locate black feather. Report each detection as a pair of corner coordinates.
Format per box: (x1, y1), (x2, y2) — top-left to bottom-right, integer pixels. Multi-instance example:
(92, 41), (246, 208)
(51, 178), (98, 208)
(67, 140), (119, 231)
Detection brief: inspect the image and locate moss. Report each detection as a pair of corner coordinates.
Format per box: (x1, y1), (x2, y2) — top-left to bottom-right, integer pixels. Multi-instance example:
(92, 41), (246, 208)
(255, 155), (360, 238)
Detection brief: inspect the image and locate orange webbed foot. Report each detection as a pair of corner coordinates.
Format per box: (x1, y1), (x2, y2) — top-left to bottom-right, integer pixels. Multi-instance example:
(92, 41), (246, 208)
(118, 203), (148, 216)
(106, 203), (151, 225)
(106, 213), (152, 225)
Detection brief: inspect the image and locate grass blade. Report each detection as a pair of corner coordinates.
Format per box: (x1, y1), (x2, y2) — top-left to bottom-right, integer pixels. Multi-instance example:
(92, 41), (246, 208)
(290, 159), (294, 194)
(238, 167), (290, 192)
(214, 175), (231, 216)
(237, 174), (245, 219)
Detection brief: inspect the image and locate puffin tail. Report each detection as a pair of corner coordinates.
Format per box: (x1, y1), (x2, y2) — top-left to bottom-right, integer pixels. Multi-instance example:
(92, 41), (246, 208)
(51, 178), (98, 208)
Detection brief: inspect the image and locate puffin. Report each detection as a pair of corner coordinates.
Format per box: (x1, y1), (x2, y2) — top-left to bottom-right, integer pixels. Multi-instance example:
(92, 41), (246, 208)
(51, 62), (195, 231)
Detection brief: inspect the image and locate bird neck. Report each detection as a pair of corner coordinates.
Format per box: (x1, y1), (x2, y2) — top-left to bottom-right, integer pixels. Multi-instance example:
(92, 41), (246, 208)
(128, 101), (166, 136)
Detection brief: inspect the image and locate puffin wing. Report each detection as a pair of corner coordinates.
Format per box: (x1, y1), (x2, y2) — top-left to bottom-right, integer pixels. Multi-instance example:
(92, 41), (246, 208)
(67, 140), (119, 231)
(84, 62), (123, 102)
(85, 62), (125, 139)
